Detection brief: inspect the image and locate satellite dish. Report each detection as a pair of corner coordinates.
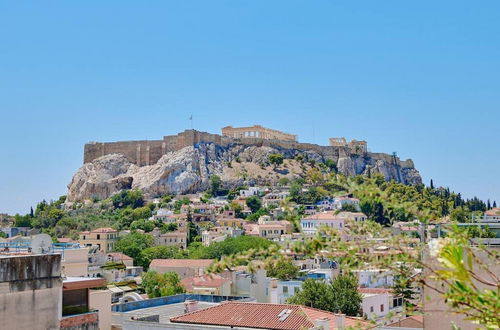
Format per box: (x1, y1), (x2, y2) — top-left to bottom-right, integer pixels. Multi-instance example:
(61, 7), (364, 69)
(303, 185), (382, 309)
(31, 234), (52, 254)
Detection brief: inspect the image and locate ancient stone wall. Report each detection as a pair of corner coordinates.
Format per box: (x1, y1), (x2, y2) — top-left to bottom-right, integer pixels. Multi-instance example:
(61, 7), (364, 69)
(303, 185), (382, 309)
(84, 130), (222, 165)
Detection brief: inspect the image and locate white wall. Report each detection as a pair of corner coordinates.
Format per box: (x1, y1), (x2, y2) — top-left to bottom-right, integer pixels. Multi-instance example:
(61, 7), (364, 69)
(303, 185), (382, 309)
(90, 290), (112, 330)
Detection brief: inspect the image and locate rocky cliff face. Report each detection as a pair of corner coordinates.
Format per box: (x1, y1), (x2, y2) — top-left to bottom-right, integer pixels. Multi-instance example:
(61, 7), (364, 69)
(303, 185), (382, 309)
(66, 143), (422, 202)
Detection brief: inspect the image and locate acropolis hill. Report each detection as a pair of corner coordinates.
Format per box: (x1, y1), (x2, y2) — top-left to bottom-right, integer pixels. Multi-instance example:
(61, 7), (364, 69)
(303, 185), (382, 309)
(68, 125), (421, 202)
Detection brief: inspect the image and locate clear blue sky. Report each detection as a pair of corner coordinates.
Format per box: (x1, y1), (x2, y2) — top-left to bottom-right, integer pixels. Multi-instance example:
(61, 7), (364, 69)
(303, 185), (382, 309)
(1, 1), (499, 214)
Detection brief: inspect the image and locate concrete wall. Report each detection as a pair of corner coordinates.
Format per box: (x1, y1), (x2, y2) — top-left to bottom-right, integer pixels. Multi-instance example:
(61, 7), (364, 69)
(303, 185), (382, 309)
(0, 254), (62, 330)
(423, 248), (500, 330)
(90, 290), (112, 330)
(62, 248), (89, 277)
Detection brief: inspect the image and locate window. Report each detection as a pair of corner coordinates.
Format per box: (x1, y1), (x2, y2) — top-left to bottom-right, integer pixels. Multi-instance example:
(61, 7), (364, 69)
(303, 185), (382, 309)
(393, 297), (403, 308)
(370, 306), (374, 313)
(380, 304), (384, 312)
(96, 234), (100, 240)
(283, 286), (288, 294)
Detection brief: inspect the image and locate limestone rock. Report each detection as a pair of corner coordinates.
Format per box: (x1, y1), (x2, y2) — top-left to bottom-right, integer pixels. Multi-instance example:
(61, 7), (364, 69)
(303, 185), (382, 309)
(66, 142), (422, 202)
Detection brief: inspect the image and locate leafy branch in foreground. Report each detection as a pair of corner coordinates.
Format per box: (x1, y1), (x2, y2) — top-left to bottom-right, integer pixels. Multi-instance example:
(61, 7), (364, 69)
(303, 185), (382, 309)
(207, 220), (500, 328)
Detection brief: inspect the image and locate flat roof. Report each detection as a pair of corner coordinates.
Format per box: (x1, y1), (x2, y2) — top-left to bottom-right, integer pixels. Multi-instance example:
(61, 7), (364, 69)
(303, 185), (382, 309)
(121, 302), (219, 324)
(63, 277), (105, 290)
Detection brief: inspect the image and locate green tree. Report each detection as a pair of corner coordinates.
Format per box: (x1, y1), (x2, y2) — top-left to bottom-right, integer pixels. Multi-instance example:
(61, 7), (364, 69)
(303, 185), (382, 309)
(329, 273), (363, 316)
(246, 196), (262, 213)
(450, 207), (468, 223)
(189, 235), (273, 260)
(287, 274), (362, 316)
(265, 258), (300, 280)
(141, 270), (185, 298)
(287, 279), (333, 311)
(209, 175), (222, 197)
(392, 264), (418, 308)
(130, 219), (155, 232)
(324, 159), (337, 172)
(114, 232), (154, 264)
(111, 190), (144, 209)
(131, 206), (152, 221)
(268, 153), (284, 169)
(14, 214), (32, 227)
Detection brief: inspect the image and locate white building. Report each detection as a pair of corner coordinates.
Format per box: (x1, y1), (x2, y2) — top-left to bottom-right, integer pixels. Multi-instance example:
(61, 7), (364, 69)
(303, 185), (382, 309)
(359, 288), (404, 323)
(239, 187), (264, 198)
(275, 280), (303, 304)
(231, 267), (271, 303)
(153, 208), (174, 222)
(482, 208), (500, 222)
(352, 269), (394, 288)
(333, 197), (361, 211)
(336, 211), (367, 222)
(300, 211), (345, 235)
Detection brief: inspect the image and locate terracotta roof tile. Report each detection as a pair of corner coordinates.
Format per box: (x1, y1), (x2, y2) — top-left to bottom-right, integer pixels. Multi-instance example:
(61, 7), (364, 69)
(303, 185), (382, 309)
(170, 301), (370, 329)
(358, 287), (393, 294)
(107, 252), (133, 261)
(303, 212), (343, 221)
(181, 274), (230, 291)
(485, 208), (500, 216)
(92, 227), (117, 233)
(150, 259), (214, 268)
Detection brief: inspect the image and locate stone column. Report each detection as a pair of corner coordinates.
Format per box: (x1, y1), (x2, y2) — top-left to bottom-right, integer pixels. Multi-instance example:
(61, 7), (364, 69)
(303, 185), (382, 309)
(136, 145), (141, 166)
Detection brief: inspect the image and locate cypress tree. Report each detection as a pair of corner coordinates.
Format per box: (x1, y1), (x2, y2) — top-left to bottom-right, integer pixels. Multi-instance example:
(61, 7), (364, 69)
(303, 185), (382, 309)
(494, 201), (497, 208)
(430, 179), (434, 189)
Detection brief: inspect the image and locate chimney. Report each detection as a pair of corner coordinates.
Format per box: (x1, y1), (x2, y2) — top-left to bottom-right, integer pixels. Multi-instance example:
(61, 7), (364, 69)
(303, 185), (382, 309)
(184, 300), (199, 313)
(315, 317), (330, 329)
(335, 314), (345, 329)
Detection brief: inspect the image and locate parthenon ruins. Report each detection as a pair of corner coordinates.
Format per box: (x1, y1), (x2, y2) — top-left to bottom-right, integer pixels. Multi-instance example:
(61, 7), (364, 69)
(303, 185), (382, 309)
(329, 137), (368, 153)
(221, 125), (297, 142)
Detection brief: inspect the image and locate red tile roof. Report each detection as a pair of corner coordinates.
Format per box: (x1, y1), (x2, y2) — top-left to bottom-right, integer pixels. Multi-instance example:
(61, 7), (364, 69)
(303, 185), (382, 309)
(92, 227), (117, 233)
(358, 287), (393, 295)
(181, 274), (230, 291)
(387, 315), (423, 328)
(485, 208), (500, 216)
(303, 212), (343, 221)
(107, 252), (133, 261)
(170, 301), (370, 329)
(150, 259), (214, 268)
